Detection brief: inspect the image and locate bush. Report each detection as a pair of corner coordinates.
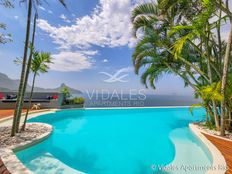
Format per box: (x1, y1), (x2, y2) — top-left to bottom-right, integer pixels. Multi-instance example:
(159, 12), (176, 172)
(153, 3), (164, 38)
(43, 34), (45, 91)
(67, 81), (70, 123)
(72, 97), (85, 104)
(63, 97), (85, 105)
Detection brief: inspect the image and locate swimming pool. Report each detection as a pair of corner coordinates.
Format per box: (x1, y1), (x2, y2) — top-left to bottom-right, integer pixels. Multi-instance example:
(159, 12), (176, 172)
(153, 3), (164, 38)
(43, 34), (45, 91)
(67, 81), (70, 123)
(16, 107), (212, 174)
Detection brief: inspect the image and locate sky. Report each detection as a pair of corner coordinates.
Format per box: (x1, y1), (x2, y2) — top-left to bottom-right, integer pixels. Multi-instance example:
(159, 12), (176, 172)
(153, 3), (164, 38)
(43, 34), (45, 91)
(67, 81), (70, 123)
(0, 0), (229, 96)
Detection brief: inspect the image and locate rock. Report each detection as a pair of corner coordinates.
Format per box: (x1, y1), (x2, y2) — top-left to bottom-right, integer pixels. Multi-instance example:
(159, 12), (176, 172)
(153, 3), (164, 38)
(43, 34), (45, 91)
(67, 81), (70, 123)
(0, 123), (52, 149)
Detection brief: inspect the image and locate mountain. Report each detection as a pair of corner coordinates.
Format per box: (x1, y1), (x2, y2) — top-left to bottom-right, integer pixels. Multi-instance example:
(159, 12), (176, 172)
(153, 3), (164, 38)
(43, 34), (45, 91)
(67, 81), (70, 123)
(0, 73), (21, 91)
(0, 72), (82, 94)
(33, 83), (83, 94)
(0, 87), (12, 92)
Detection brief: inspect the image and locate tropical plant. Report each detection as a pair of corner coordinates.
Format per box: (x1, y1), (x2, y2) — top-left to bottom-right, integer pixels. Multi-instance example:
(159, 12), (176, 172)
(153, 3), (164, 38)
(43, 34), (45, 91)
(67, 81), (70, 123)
(18, 13), (37, 132)
(131, 0), (232, 135)
(0, 0), (13, 7)
(21, 52), (52, 131)
(61, 87), (71, 103)
(65, 97), (85, 105)
(73, 97), (85, 104)
(11, 0), (66, 136)
(11, 0), (33, 136)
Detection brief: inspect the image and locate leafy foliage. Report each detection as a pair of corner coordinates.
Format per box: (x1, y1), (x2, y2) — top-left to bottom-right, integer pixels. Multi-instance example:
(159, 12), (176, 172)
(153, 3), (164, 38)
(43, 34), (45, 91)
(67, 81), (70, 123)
(197, 82), (222, 102)
(31, 52), (52, 74)
(0, 0), (13, 8)
(61, 87), (71, 100)
(131, 0), (232, 134)
(63, 97), (85, 105)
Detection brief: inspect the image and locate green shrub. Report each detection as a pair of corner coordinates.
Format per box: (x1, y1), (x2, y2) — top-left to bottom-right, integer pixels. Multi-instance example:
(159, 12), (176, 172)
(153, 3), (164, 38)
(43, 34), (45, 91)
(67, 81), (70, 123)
(64, 97), (85, 105)
(72, 97), (85, 104)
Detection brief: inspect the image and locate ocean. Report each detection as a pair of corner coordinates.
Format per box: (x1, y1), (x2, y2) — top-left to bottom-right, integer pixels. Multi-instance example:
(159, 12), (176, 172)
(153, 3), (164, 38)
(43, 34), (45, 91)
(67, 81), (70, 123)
(75, 93), (200, 108)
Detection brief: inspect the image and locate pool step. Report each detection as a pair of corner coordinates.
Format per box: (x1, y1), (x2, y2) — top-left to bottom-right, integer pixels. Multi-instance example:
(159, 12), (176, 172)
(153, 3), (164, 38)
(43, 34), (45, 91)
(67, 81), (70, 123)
(26, 153), (85, 174)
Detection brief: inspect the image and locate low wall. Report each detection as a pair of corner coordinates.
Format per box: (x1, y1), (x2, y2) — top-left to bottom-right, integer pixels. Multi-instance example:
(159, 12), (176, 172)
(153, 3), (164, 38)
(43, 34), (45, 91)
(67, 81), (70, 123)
(0, 92), (64, 109)
(60, 104), (84, 109)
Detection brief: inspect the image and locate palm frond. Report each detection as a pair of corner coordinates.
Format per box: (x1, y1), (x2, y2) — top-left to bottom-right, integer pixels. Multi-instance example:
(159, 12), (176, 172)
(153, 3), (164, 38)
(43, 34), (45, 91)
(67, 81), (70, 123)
(189, 103), (203, 115)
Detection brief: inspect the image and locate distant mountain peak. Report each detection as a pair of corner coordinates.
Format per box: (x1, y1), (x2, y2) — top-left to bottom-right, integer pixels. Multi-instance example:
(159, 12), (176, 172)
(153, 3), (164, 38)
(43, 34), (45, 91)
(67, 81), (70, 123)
(0, 72), (82, 94)
(60, 83), (66, 88)
(0, 72), (11, 80)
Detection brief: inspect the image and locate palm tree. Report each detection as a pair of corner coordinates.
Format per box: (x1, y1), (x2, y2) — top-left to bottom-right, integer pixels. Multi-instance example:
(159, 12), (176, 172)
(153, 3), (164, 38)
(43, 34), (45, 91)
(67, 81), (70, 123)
(0, 0), (13, 7)
(11, 0), (32, 136)
(131, 3), (204, 89)
(220, 21), (232, 135)
(21, 52), (52, 131)
(11, 0), (66, 136)
(131, 1), (231, 133)
(61, 87), (71, 104)
(17, 12), (37, 132)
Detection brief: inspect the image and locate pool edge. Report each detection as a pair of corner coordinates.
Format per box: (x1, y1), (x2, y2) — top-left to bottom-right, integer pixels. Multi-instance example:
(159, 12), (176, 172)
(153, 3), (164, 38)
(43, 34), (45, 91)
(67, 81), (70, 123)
(189, 123), (227, 174)
(0, 123), (53, 174)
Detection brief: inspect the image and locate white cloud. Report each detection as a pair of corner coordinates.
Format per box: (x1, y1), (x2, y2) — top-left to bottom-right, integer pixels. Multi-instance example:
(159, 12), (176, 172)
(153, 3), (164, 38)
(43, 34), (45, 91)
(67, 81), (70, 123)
(39, 6), (53, 14)
(51, 51), (95, 72)
(59, 14), (71, 23)
(48, 10), (53, 14)
(14, 16), (19, 20)
(117, 66), (134, 73)
(39, 6), (45, 11)
(36, 0), (141, 72)
(102, 59), (108, 63)
(79, 50), (98, 56)
(37, 0), (137, 50)
(59, 14), (66, 20)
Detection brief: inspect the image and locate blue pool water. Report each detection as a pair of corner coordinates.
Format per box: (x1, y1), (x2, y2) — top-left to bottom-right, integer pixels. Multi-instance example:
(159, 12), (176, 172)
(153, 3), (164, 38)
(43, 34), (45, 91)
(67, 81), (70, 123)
(16, 107), (212, 174)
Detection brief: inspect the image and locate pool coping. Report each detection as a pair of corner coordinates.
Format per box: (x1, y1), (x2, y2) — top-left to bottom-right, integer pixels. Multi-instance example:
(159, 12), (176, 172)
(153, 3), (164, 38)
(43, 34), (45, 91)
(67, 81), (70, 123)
(0, 109), (58, 124)
(189, 123), (227, 174)
(0, 123), (53, 174)
(81, 106), (193, 110)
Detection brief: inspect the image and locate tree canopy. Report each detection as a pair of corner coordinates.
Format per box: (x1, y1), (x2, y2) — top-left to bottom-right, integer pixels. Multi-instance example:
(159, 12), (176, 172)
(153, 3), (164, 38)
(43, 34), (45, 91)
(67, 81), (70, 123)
(131, 0), (232, 135)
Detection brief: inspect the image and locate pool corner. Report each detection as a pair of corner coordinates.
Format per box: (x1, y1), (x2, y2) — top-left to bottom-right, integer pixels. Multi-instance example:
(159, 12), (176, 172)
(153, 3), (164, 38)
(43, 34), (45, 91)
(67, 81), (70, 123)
(189, 123), (227, 174)
(0, 123), (53, 174)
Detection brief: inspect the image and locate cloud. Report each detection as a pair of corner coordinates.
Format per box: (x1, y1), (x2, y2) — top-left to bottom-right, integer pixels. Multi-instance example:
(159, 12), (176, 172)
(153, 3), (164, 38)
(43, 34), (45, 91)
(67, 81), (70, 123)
(59, 14), (71, 23)
(78, 50), (98, 56)
(102, 59), (108, 63)
(50, 51), (95, 72)
(48, 10), (53, 14)
(38, 6), (45, 11)
(14, 16), (19, 20)
(117, 66), (134, 73)
(39, 6), (53, 14)
(36, 0), (141, 72)
(37, 0), (137, 50)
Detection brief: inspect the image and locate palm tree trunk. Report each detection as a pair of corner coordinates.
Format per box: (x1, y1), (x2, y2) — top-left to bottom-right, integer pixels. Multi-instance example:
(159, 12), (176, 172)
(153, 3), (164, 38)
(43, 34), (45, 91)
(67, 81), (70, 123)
(205, 24), (220, 130)
(206, 55), (220, 130)
(220, 19), (232, 136)
(166, 63), (215, 125)
(19, 13), (37, 132)
(11, 0), (32, 136)
(21, 73), (36, 131)
(217, 9), (223, 74)
(205, 104), (214, 124)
